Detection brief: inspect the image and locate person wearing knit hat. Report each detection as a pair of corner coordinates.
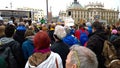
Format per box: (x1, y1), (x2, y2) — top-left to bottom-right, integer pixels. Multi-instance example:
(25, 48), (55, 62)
(51, 25), (70, 68)
(110, 29), (118, 42)
(85, 22), (92, 34)
(63, 26), (81, 47)
(25, 31), (63, 68)
(111, 29), (118, 34)
(13, 24), (26, 46)
(54, 25), (66, 40)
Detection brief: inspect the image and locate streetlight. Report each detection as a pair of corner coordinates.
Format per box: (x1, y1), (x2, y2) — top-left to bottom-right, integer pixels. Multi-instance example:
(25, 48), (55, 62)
(46, 0), (48, 23)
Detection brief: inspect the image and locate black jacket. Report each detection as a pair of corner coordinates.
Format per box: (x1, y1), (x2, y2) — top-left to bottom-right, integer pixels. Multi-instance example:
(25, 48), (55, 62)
(87, 30), (107, 68)
(48, 30), (55, 45)
(0, 37), (25, 68)
(50, 40), (70, 68)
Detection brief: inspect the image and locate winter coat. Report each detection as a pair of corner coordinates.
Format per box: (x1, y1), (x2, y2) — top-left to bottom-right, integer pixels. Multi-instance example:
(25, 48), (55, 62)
(87, 30), (108, 68)
(63, 34), (80, 47)
(110, 34), (118, 42)
(48, 30), (55, 45)
(22, 36), (34, 62)
(25, 51), (63, 68)
(50, 41), (69, 68)
(0, 37), (25, 68)
(75, 28), (89, 40)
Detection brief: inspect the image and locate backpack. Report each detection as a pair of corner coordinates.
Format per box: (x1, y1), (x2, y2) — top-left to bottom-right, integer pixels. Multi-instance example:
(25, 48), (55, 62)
(79, 30), (88, 46)
(0, 42), (18, 68)
(107, 59), (120, 68)
(102, 40), (119, 68)
(0, 56), (7, 68)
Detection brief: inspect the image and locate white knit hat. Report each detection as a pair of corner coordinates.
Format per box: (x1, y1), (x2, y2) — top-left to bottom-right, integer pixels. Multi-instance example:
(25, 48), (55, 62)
(54, 25), (66, 40)
(86, 22), (91, 27)
(0, 16), (3, 21)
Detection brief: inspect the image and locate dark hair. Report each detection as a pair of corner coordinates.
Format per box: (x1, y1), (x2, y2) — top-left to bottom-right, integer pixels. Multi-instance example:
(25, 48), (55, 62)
(92, 22), (103, 30)
(5, 24), (15, 37)
(0, 20), (4, 26)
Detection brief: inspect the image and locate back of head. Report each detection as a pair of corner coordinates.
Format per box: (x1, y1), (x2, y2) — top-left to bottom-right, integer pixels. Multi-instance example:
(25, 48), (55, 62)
(0, 21), (5, 36)
(86, 22), (91, 27)
(24, 29), (34, 38)
(33, 31), (50, 50)
(70, 45), (98, 68)
(0, 16), (3, 26)
(92, 21), (103, 30)
(54, 25), (66, 40)
(5, 24), (15, 37)
(64, 26), (71, 35)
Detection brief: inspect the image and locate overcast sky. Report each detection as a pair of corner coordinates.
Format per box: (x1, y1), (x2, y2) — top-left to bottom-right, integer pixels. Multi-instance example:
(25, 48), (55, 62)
(0, 0), (120, 16)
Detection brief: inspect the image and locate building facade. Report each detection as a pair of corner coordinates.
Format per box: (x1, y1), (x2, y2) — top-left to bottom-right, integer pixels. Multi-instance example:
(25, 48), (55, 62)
(17, 7), (44, 21)
(66, 0), (119, 24)
(0, 9), (30, 22)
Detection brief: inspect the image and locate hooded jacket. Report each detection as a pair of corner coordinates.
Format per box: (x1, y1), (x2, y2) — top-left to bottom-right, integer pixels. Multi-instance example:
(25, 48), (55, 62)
(22, 36), (34, 61)
(87, 30), (107, 68)
(25, 51), (63, 68)
(0, 37), (25, 68)
(0, 40), (18, 68)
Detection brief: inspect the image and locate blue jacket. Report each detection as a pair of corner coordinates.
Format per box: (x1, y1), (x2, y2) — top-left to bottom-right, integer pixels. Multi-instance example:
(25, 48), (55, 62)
(22, 37), (34, 61)
(63, 34), (81, 47)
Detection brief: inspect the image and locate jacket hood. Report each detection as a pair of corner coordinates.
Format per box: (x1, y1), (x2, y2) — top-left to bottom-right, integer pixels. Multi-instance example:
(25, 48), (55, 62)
(93, 30), (107, 41)
(27, 52), (62, 68)
(0, 37), (14, 45)
(26, 36), (34, 41)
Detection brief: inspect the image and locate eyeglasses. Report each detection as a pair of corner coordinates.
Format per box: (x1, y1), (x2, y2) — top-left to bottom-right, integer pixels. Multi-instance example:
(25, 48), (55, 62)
(73, 50), (80, 68)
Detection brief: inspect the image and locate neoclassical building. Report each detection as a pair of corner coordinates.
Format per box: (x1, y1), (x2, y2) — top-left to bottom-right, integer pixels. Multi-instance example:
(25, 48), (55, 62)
(66, 0), (119, 24)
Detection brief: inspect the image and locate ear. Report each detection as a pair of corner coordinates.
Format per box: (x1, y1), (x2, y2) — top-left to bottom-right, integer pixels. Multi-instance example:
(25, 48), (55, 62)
(72, 64), (77, 68)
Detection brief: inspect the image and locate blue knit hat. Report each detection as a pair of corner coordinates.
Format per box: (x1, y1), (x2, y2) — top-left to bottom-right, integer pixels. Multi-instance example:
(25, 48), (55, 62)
(17, 25), (26, 31)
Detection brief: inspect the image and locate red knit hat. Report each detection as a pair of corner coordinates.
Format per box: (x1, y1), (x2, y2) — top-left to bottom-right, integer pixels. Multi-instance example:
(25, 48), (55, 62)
(33, 31), (50, 50)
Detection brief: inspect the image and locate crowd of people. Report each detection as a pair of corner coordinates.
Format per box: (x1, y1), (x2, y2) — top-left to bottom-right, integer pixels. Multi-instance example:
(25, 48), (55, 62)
(0, 16), (120, 68)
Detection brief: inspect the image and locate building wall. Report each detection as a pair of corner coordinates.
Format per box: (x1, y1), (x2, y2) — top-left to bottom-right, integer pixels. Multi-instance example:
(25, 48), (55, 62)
(66, 2), (119, 25)
(0, 10), (30, 22)
(17, 7), (44, 21)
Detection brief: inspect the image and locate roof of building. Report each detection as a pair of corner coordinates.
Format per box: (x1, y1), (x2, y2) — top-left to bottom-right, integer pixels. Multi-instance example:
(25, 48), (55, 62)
(68, 0), (83, 9)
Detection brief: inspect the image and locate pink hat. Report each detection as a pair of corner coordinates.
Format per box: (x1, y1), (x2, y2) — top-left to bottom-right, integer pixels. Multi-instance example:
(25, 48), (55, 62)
(111, 29), (118, 34)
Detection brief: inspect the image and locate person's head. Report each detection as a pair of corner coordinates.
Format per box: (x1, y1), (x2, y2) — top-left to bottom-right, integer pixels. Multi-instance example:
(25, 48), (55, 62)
(33, 31), (50, 50)
(64, 26), (71, 35)
(92, 22), (103, 32)
(50, 23), (56, 30)
(41, 24), (48, 31)
(66, 45), (98, 68)
(0, 17), (5, 36)
(86, 22), (91, 27)
(0, 16), (3, 26)
(5, 24), (15, 37)
(24, 28), (34, 38)
(111, 29), (118, 35)
(54, 25), (66, 40)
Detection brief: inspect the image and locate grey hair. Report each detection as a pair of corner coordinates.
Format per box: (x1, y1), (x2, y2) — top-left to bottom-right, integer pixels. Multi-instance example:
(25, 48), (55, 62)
(70, 45), (98, 68)
(64, 26), (71, 34)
